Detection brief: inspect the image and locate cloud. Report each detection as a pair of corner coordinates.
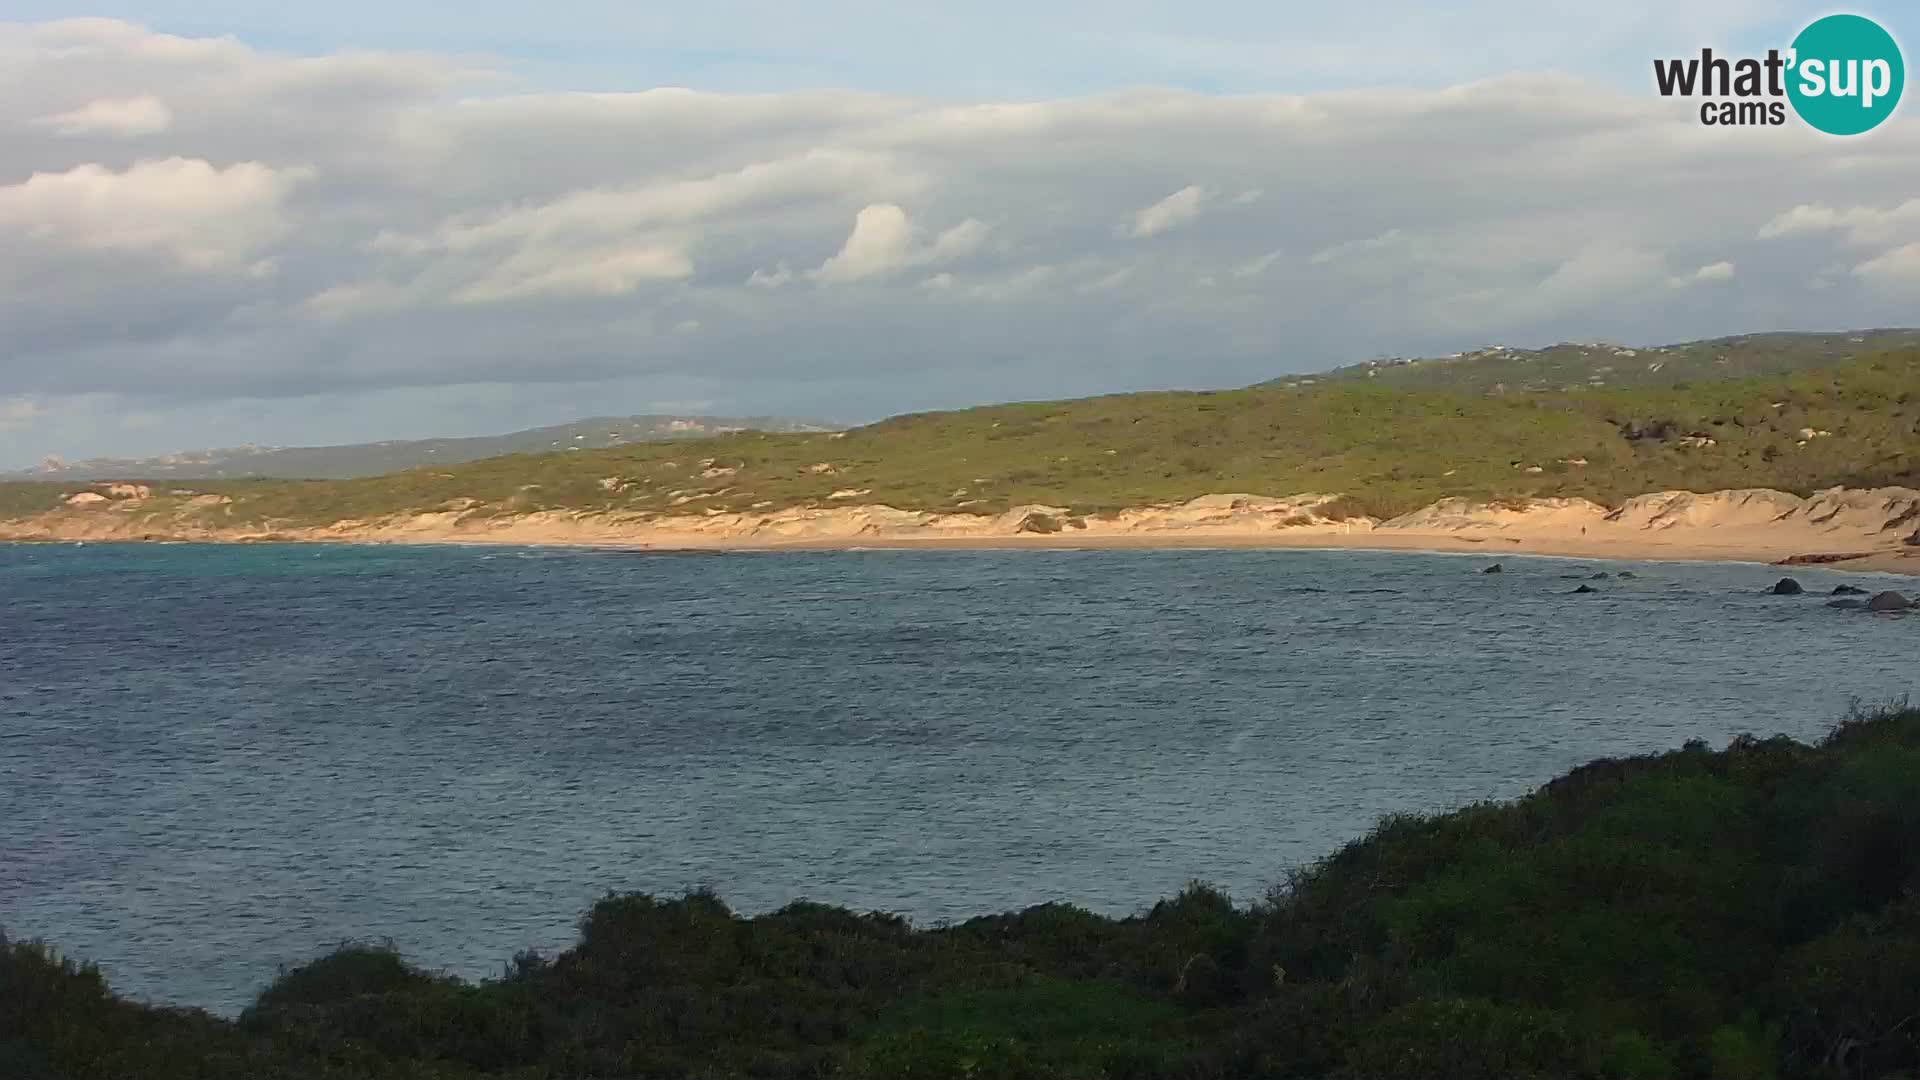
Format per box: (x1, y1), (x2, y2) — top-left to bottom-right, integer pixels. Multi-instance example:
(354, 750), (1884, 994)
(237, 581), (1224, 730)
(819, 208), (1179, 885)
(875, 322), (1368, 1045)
(1309, 229), (1406, 265)
(1669, 261), (1736, 288)
(813, 203), (987, 283)
(1533, 243), (1667, 313)
(451, 242), (694, 304)
(960, 265), (1057, 302)
(747, 263), (794, 287)
(31, 94), (174, 136)
(0, 397), (43, 431)
(1759, 200), (1920, 245)
(1129, 184), (1205, 237)
(0, 157), (309, 269)
(1853, 244), (1920, 284)
(815, 203), (914, 281)
(1760, 199), (1920, 291)
(1232, 250), (1285, 278)
(3, 18), (1920, 467)
(1078, 266), (1134, 293)
(368, 149), (918, 258)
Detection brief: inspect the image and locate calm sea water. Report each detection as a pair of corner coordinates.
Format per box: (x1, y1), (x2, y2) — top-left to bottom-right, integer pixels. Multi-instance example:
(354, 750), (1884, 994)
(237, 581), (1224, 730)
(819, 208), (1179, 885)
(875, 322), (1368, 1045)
(2, 542), (1915, 1013)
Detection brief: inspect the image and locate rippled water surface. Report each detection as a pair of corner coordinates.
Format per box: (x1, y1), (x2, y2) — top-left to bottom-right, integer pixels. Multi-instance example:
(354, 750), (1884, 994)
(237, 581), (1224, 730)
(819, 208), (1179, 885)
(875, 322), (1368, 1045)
(2, 542), (1915, 1012)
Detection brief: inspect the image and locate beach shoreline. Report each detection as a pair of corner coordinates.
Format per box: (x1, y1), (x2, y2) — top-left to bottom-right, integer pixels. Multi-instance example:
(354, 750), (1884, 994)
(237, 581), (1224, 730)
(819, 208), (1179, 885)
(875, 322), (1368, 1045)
(6, 485), (1918, 577)
(8, 518), (1918, 576)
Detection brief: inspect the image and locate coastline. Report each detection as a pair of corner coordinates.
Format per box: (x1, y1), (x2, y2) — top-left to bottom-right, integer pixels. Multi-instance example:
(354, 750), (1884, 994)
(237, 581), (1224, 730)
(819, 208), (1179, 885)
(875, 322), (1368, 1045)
(7, 484), (1919, 577)
(634, 530), (1920, 575)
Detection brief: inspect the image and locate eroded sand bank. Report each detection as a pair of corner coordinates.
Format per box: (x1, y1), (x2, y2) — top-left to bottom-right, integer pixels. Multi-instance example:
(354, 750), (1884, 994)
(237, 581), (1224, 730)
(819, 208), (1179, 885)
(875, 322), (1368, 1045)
(8, 486), (1920, 575)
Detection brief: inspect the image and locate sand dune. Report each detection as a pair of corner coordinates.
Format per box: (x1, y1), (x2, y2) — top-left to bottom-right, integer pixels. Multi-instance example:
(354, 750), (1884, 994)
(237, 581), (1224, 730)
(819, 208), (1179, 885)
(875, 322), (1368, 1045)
(7, 487), (1918, 575)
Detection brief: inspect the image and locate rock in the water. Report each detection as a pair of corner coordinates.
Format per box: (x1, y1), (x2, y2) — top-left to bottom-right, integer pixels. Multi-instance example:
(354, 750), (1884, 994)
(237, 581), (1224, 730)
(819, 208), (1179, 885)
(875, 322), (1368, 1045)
(1866, 591), (1913, 612)
(1828, 599), (1868, 610)
(1832, 584), (1869, 596)
(1572, 584), (1599, 594)
(1590, 573), (1610, 580)
(1482, 564), (1503, 574)
(1769, 578), (1805, 595)
(1617, 571), (1637, 579)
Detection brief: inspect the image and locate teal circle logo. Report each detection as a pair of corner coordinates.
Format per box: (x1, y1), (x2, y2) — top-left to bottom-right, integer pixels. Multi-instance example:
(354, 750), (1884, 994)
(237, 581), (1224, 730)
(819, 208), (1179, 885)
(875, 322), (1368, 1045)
(1787, 14), (1905, 135)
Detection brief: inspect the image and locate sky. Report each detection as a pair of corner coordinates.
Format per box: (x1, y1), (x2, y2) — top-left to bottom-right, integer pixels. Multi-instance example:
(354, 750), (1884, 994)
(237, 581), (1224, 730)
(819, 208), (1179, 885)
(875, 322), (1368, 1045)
(1, 3), (1917, 466)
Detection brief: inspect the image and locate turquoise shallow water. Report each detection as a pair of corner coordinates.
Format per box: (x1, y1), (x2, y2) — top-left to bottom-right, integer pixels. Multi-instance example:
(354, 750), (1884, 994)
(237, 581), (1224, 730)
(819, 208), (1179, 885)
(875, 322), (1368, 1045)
(1, 542), (1914, 1013)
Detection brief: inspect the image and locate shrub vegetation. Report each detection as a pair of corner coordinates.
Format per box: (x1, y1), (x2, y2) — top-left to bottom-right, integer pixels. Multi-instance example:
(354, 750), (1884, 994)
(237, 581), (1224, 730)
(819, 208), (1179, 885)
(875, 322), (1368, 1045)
(3, 350), (1919, 529)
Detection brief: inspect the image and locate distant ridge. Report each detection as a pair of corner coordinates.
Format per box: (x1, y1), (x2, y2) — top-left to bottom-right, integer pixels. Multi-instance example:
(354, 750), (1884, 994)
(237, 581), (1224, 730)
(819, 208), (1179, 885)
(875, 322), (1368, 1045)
(8, 415), (841, 482)
(1269, 328), (1920, 395)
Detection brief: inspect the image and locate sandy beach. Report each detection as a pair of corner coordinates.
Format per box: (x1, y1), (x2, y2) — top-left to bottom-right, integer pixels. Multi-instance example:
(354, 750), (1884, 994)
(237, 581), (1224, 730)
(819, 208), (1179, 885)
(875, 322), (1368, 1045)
(7, 485), (1919, 577)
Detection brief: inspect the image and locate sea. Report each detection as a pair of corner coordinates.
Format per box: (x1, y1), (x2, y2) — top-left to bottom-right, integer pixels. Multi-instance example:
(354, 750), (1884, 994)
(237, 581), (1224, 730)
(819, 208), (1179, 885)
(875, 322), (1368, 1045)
(2, 542), (1914, 1014)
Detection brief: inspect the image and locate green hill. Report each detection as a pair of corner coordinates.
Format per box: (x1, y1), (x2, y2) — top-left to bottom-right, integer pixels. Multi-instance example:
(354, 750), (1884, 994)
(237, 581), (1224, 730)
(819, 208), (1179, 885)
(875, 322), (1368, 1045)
(5, 348), (1917, 529)
(1289, 328), (1920, 396)
(7, 703), (1920, 1079)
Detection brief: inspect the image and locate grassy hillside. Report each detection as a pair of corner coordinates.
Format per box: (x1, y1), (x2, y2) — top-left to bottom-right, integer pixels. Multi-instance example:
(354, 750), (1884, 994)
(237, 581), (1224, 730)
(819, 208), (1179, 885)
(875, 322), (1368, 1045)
(3, 349), (1918, 527)
(7, 704), (1920, 1079)
(1295, 329), (1920, 396)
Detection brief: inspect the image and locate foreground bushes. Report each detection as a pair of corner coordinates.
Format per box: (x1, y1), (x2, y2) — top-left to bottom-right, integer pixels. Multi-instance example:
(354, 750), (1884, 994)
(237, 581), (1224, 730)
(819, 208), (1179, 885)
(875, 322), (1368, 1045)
(5, 706), (1919, 1079)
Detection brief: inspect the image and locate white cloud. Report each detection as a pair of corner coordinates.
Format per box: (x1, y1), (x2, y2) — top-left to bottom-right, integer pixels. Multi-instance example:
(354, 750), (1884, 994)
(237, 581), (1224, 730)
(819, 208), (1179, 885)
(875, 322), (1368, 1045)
(1759, 200), (1920, 245)
(1308, 229), (1406, 265)
(1853, 243), (1920, 284)
(0, 157), (309, 269)
(1760, 199), (1920, 291)
(301, 281), (403, 318)
(963, 265), (1057, 301)
(814, 203), (914, 282)
(1129, 185), (1205, 237)
(813, 203), (987, 283)
(4, 17), (1920, 466)
(747, 263), (794, 288)
(1078, 266), (1135, 293)
(452, 242), (694, 304)
(1232, 250), (1285, 278)
(1533, 243), (1667, 312)
(369, 149), (918, 257)
(1668, 260), (1736, 288)
(930, 218), (989, 260)
(31, 94), (174, 136)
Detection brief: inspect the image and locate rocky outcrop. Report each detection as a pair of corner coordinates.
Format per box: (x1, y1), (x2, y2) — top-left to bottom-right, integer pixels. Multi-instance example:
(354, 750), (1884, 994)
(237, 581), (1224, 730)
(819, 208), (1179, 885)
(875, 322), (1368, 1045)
(1003, 507), (1069, 534)
(1866, 591), (1913, 612)
(1769, 578), (1805, 596)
